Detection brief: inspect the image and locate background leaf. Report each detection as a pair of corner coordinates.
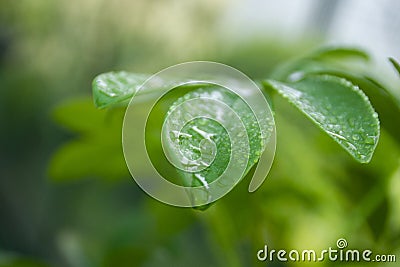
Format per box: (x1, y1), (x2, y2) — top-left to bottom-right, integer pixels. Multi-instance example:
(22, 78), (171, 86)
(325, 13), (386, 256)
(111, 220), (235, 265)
(389, 57), (400, 77)
(264, 74), (380, 163)
(311, 46), (370, 62)
(270, 47), (370, 81)
(49, 99), (128, 181)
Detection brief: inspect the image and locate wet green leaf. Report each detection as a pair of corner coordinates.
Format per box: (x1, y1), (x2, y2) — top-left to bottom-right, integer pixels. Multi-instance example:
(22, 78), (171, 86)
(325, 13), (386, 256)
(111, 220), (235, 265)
(264, 74), (380, 163)
(93, 71), (149, 109)
(163, 86), (265, 207)
(270, 47), (400, 145)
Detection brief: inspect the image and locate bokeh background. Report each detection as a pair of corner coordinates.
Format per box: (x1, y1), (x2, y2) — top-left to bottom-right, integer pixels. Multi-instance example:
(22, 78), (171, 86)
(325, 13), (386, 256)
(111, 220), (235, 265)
(1, 0), (400, 266)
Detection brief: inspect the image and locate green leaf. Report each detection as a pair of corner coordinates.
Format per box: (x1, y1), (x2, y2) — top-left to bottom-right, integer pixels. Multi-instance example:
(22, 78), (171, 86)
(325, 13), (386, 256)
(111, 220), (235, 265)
(264, 74), (380, 163)
(270, 47), (369, 81)
(93, 71), (149, 109)
(162, 86), (266, 208)
(311, 47), (370, 62)
(270, 47), (400, 145)
(49, 98), (128, 181)
(92, 71), (207, 109)
(310, 71), (400, 143)
(389, 57), (400, 77)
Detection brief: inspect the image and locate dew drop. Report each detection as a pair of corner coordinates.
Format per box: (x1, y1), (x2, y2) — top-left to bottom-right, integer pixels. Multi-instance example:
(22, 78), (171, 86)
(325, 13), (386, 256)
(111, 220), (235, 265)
(365, 136), (375, 145)
(288, 71), (304, 82)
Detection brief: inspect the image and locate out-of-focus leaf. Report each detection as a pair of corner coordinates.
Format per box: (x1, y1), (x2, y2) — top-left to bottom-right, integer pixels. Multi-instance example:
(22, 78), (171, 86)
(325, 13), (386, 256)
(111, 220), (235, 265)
(49, 98), (128, 181)
(0, 252), (49, 267)
(270, 47), (369, 81)
(49, 138), (127, 181)
(389, 57), (400, 77)
(93, 71), (149, 109)
(311, 47), (370, 62)
(264, 74), (380, 163)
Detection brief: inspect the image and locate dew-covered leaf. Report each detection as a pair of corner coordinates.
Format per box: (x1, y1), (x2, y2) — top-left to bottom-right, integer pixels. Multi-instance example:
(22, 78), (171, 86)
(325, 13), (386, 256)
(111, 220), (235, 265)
(162, 86), (266, 208)
(264, 75), (380, 163)
(93, 71), (149, 109)
(270, 47), (400, 144)
(92, 71), (209, 109)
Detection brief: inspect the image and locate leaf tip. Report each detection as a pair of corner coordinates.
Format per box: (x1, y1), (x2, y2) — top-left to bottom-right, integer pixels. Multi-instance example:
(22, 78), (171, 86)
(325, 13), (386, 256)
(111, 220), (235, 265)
(389, 57), (400, 77)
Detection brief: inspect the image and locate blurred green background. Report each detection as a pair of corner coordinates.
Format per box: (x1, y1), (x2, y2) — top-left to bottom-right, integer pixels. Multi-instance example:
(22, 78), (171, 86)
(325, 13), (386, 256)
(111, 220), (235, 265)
(1, 0), (400, 266)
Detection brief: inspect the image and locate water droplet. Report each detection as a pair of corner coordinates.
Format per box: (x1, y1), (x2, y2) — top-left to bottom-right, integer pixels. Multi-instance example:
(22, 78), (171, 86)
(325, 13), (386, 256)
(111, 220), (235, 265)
(191, 126), (215, 140)
(194, 173), (209, 189)
(373, 112), (378, 119)
(346, 141), (357, 151)
(288, 71), (304, 82)
(327, 130), (346, 140)
(365, 136), (375, 145)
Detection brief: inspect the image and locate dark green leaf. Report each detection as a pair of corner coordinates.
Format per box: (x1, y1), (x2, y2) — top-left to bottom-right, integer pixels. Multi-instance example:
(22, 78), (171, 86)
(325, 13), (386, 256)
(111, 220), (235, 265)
(389, 57), (400, 77)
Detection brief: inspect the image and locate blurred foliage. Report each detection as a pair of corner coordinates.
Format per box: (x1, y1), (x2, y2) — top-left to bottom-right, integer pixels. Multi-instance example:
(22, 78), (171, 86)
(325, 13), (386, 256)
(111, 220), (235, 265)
(49, 99), (127, 181)
(1, 0), (400, 267)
